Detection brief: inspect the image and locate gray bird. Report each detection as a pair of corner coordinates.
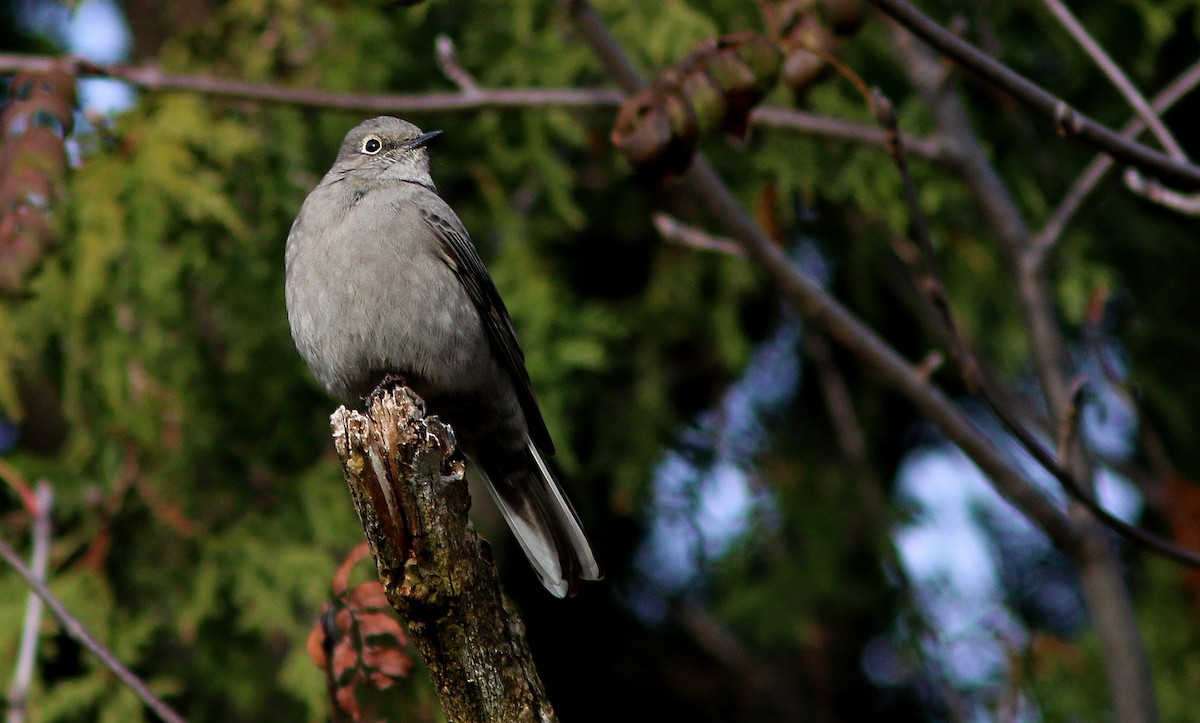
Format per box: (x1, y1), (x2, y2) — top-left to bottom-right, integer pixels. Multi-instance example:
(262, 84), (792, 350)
(285, 116), (602, 597)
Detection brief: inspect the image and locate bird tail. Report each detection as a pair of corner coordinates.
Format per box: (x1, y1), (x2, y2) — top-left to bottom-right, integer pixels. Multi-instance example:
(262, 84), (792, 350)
(479, 440), (603, 598)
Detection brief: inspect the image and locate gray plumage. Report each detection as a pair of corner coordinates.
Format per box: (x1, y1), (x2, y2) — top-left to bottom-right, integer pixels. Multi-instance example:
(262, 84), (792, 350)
(285, 116), (601, 597)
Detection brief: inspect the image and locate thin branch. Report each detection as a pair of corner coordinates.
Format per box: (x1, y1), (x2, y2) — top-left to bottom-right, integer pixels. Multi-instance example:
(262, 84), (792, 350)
(751, 105), (948, 161)
(0, 538), (186, 723)
(435, 35), (481, 95)
(1039, 0), (1187, 160)
(0, 458), (37, 513)
(804, 332), (868, 463)
(868, 0), (1200, 190)
(651, 212), (745, 257)
(6, 482), (52, 723)
(803, 329), (904, 560)
(871, 89), (982, 389)
(0, 53), (623, 113)
(561, 1), (645, 92)
(880, 229), (1064, 446)
(675, 601), (807, 717)
(0, 53), (945, 160)
(1123, 168), (1200, 215)
(1082, 293), (1176, 516)
(1032, 59), (1200, 258)
(654, 202), (939, 540)
(913, 350), (945, 380)
(561, 0), (1079, 553)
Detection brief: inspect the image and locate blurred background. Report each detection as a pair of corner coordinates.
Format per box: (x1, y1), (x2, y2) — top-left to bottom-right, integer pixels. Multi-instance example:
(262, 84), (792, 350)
(3, 0), (1200, 720)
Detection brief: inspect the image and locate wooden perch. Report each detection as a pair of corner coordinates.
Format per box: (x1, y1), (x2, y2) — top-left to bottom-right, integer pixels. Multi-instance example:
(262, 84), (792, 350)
(330, 386), (558, 723)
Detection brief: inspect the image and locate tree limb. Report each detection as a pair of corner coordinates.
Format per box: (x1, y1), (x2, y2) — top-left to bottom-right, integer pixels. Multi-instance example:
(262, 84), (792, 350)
(1038, 0), (1186, 161)
(0, 537), (186, 723)
(751, 106), (949, 162)
(0, 53), (622, 112)
(651, 212), (745, 257)
(6, 482), (51, 723)
(1031, 58), (1200, 260)
(0, 52), (944, 160)
(1122, 168), (1200, 216)
(868, 0), (1200, 190)
(330, 386), (557, 723)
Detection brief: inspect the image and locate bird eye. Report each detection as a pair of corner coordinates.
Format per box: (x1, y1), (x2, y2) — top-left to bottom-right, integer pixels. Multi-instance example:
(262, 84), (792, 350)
(362, 137), (382, 154)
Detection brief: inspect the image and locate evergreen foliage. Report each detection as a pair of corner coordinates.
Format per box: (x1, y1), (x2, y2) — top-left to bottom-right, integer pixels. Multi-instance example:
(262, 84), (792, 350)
(3, 0), (1200, 720)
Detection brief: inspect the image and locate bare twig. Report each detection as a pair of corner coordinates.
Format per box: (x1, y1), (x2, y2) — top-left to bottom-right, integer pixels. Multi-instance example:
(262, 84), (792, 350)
(868, 0), (1200, 190)
(871, 89), (982, 389)
(0, 458), (37, 513)
(0, 53), (621, 113)
(651, 213), (745, 257)
(887, 23), (1078, 425)
(1123, 168), (1200, 215)
(804, 332), (868, 462)
(0, 53), (944, 160)
(676, 601), (807, 716)
(436, 35), (481, 94)
(560, 0), (645, 92)
(331, 386), (557, 723)
(1082, 291), (1176, 516)
(1032, 59), (1200, 258)
(0, 538), (186, 723)
(804, 329), (902, 557)
(6, 482), (52, 723)
(913, 351), (945, 380)
(1039, 0), (1187, 160)
(750, 106), (947, 161)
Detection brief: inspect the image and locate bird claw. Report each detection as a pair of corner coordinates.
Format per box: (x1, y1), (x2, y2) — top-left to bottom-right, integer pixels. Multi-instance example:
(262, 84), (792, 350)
(365, 373), (409, 409)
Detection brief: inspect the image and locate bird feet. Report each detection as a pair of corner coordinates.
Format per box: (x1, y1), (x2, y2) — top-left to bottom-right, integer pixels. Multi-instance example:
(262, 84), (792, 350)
(365, 373), (409, 410)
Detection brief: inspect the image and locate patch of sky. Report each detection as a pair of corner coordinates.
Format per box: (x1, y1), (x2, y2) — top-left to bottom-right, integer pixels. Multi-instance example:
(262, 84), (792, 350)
(626, 243), (825, 623)
(16, 0), (135, 115)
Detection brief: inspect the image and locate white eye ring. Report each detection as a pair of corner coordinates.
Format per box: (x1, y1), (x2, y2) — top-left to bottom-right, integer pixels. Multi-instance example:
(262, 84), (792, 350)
(361, 136), (382, 154)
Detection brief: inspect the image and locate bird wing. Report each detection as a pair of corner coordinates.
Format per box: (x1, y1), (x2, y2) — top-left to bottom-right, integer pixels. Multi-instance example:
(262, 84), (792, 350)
(419, 204), (556, 456)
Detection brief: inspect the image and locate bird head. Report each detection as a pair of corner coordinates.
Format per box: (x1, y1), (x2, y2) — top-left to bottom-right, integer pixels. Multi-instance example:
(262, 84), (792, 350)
(334, 116), (442, 187)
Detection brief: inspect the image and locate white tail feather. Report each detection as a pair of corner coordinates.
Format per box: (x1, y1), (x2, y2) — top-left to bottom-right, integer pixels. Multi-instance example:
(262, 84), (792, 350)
(477, 439), (601, 597)
(527, 443), (602, 581)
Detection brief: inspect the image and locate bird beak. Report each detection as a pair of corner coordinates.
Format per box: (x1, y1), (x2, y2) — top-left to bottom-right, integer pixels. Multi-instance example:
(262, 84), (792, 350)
(407, 130), (443, 149)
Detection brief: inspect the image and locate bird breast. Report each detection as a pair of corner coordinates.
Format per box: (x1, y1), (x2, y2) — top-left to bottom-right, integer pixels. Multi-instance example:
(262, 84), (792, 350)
(286, 182), (493, 400)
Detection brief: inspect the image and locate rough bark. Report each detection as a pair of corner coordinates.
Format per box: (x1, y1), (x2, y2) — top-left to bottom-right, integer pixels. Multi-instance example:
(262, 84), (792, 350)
(330, 386), (557, 723)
